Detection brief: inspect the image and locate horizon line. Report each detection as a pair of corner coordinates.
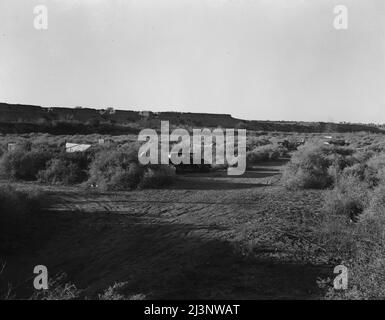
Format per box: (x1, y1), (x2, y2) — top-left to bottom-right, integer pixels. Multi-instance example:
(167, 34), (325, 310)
(0, 100), (383, 126)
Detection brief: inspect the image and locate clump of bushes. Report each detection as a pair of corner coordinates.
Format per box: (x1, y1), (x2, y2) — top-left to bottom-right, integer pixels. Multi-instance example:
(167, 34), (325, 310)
(38, 158), (85, 185)
(37, 152), (91, 185)
(0, 141), (94, 184)
(337, 152), (385, 188)
(98, 282), (146, 300)
(318, 185), (385, 299)
(281, 143), (357, 190)
(246, 144), (287, 166)
(0, 149), (52, 181)
(139, 165), (176, 189)
(246, 136), (272, 151)
(365, 141), (385, 154)
(281, 144), (334, 189)
(365, 185), (385, 216)
(317, 156), (385, 299)
(87, 145), (142, 190)
(362, 153), (385, 187)
(102, 163), (144, 191)
(0, 139), (177, 190)
(30, 273), (82, 300)
(87, 144), (176, 190)
(322, 174), (369, 221)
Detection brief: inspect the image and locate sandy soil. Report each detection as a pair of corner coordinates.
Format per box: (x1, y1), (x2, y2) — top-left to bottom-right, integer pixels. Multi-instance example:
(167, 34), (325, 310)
(2, 159), (332, 299)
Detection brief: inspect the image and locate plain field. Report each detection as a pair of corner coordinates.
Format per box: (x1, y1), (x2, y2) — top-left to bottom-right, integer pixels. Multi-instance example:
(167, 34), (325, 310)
(2, 159), (332, 299)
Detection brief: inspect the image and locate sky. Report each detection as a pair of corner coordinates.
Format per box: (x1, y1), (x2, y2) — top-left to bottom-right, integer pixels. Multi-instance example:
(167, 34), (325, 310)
(0, 0), (384, 123)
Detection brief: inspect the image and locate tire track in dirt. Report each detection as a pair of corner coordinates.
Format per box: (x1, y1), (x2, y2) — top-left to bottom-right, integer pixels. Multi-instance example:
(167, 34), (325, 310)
(7, 162), (330, 299)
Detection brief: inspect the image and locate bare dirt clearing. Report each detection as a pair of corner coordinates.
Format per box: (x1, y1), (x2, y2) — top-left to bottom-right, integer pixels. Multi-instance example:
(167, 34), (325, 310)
(3, 160), (331, 299)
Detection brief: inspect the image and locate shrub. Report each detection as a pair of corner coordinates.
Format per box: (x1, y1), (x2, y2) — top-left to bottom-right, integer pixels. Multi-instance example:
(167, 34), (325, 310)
(326, 152), (357, 185)
(322, 174), (369, 221)
(363, 153), (385, 187)
(281, 144), (333, 189)
(98, 282), (146, 300)
(87, 144), (143, 190)
(105, 163), (144, 190)
(88, 143), (177, 191)
(361, 185), (385, 228)
(37, 151), (91, 185)
(246, 136), (272, 151)
(338, 153), (385, 188)
(37, 158), (85, 185)
(318, 191), (385, 299)
(353, 149), (375, 163)
(365, 141), (385, 154)
(31, 273), (81, 300)
(139, 165), (176, 189)
(318, 184), (385, 299)
(98, 282), (129, 300)
(246, 144), (287, 166)
(341, 163), (366, 181)
(326, 146), (354, 157)
(61, 150), (93, 171)
(0, 150), (52, 180)
(319, 244), (385, 299)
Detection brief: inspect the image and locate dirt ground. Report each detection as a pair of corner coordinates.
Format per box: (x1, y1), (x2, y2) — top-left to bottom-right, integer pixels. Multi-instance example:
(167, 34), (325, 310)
(2, 159), (332, 299)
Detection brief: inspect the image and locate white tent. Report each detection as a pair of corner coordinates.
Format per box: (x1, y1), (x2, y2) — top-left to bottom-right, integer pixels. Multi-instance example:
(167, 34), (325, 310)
(65, 142), (91, 153)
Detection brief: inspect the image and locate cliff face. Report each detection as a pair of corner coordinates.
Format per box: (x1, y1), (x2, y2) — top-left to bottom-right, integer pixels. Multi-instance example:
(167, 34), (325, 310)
(0, 103), (234, 125)
(0, 103), (239, 128)
(0, 102), (382, 134)
(156, 112), (236, 127)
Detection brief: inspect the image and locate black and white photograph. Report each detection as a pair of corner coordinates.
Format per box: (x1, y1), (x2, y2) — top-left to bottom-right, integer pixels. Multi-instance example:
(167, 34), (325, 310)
(0, 0), (385, 307)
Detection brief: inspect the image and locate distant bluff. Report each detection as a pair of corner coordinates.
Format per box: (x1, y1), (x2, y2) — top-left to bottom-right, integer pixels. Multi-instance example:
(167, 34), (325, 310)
(0, 102), (383, 134)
